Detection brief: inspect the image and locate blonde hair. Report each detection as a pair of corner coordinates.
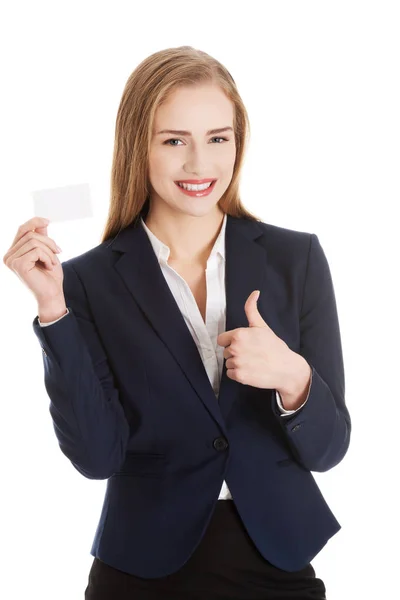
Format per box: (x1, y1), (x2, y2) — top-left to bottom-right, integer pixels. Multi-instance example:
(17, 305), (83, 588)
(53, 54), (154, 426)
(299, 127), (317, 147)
(100, 46), (262, 243)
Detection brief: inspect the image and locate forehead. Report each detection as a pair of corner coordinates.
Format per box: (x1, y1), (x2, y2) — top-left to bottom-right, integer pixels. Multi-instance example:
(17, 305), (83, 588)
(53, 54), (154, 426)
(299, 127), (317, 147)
(153, 84), (234, 129)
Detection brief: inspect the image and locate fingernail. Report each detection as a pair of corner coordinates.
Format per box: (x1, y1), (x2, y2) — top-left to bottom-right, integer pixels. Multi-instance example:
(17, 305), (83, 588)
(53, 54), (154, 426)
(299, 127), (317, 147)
(56, 245), (62, 252)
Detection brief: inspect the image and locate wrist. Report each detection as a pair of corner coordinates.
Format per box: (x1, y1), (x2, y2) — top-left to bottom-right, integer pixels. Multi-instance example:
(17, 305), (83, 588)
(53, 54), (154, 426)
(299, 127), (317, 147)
(38, 296), (67, 323)
(278, 353), (312, 410)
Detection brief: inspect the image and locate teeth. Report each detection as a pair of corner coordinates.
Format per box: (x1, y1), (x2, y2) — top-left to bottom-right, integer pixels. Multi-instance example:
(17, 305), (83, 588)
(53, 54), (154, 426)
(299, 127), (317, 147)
(178, 181), (213, 191)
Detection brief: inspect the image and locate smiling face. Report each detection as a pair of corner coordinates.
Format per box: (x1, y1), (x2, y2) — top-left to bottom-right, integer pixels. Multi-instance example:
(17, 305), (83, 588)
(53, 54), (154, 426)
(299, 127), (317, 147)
(147, 83), (237, 220)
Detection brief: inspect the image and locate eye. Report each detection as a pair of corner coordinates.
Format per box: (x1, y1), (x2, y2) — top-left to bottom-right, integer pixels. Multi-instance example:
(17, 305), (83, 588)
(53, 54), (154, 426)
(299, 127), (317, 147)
(163, 137), (229, 146)
(164, 139), (183, 146)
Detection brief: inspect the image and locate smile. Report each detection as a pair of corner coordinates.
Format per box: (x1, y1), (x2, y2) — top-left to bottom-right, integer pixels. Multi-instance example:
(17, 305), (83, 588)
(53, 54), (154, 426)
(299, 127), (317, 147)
(175, 180), (217, 197)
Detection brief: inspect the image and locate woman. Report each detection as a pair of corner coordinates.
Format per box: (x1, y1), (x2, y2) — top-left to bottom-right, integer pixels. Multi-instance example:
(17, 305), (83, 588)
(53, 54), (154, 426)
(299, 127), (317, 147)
(4, 46), (351, 599)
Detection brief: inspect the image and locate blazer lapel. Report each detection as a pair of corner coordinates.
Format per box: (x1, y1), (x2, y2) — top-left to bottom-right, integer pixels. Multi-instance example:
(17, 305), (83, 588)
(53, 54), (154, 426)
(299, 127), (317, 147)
(217, 216), (268, 421)
(111, 214), (268, 429)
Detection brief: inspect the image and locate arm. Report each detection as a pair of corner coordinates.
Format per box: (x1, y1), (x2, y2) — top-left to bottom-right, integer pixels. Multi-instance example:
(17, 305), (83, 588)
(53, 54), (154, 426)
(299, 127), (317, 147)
(39, 308), (70, 326)
(271, 233), (351, 472)
(275, 379), (311, 415)
(33, 261), (130, 479)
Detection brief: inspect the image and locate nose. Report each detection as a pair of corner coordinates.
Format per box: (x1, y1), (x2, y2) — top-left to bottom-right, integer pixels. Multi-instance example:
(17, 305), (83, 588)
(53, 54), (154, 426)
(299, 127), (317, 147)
(183, 145), (209, 175)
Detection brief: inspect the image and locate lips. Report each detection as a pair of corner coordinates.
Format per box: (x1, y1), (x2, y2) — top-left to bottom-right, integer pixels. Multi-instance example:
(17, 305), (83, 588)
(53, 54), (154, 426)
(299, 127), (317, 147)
(175, 179), (217, 184)
(175, 179), (216, 197)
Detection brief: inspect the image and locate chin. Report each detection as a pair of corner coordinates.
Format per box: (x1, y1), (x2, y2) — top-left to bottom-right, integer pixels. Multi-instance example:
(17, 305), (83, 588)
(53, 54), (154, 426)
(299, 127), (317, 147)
(178, 200), (221, 215)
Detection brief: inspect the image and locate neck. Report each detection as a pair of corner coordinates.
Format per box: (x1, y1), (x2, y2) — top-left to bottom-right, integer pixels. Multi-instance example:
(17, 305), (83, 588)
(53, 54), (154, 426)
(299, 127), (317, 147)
(144, 206), (225, 265)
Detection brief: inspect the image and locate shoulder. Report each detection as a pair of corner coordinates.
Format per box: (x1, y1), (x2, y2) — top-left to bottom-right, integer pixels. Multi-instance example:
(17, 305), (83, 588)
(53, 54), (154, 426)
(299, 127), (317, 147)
(256, 219), (311, 243)
(231, 216), (313, 256)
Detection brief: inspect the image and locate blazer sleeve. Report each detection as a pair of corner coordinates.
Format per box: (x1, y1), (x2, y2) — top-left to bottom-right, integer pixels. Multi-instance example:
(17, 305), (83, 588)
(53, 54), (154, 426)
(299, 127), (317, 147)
(271, 233), (351, 472)
(32, 261), (130, 480)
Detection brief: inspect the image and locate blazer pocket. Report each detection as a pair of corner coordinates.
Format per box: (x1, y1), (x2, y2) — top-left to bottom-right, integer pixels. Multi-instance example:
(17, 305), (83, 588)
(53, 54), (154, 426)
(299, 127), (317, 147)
(112, 452), (167, 478)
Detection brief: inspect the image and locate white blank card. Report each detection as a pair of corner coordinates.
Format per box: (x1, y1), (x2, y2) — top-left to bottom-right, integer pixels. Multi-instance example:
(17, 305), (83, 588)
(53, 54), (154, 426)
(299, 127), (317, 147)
(32, 182), (93, 223)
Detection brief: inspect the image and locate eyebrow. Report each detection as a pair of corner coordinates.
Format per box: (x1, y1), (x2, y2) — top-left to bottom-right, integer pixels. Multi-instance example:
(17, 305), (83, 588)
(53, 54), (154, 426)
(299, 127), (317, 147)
(155, 126), (234, 136)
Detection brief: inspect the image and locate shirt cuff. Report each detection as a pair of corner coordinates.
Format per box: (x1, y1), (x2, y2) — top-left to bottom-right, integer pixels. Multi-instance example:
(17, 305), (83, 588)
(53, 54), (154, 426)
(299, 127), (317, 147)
(38, 308), (70, 327)
(275, 368), (312, 416)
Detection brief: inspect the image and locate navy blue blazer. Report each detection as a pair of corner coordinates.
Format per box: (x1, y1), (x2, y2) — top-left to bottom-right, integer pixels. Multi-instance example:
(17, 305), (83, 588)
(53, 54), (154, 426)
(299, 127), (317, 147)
(32, 213), (351, 578)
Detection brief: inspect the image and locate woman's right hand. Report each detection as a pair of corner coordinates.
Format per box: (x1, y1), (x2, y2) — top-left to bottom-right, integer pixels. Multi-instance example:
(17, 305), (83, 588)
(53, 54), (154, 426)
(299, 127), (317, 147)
(3, 216), (65, 304)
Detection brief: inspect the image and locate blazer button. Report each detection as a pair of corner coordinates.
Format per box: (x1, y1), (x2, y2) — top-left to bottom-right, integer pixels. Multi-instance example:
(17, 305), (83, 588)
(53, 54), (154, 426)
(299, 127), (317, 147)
(213, 437), (229, 451)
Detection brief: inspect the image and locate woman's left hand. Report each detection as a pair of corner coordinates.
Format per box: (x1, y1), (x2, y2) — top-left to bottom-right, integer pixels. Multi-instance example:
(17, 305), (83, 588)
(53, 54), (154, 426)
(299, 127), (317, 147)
(216, 290), (306, 394)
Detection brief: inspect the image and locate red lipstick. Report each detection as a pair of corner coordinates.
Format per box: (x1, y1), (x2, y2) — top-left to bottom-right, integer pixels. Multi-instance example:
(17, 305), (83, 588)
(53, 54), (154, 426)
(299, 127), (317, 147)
(175, 178), (216, 184)
(175, 179), (217, 197)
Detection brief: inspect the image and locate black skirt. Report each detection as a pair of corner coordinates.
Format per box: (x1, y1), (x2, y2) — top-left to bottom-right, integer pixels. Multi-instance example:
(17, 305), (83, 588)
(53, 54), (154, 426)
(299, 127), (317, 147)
(84, 499), (327, 600)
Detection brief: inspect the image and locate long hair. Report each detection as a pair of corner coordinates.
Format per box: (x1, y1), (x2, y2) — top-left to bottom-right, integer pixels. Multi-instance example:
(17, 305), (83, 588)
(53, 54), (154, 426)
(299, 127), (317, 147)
(100, 46), (262, 244)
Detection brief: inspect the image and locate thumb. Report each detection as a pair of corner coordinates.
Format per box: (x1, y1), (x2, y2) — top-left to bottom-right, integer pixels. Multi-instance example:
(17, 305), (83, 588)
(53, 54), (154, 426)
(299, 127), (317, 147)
(245, 290), (267, 327)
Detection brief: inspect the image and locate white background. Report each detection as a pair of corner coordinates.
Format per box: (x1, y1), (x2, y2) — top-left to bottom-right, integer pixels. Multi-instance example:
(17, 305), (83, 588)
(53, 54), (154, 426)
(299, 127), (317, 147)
(1, 1), (399, 598)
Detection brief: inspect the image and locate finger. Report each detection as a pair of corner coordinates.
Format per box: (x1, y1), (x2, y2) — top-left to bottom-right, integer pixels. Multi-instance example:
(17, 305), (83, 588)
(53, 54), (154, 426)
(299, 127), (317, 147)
(225, 357), (235, 369)
(22, 231), (60, 255)
(14, 246), (56, 273)
(217, 330), (235, 348)
(4, 230), (60, 264)
(6, 239), (58, 270)
(11, 217), (50, 249)
(223, 347), (234, 360)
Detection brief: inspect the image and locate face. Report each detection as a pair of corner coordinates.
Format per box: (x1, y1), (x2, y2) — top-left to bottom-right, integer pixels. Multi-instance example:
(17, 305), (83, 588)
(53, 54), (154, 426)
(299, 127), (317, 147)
(148, 83), (236, 219)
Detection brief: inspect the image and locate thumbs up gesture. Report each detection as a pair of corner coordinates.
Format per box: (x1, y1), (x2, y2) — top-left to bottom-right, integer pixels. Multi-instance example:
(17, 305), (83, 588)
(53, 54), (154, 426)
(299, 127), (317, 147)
(216, 290), (311, 401)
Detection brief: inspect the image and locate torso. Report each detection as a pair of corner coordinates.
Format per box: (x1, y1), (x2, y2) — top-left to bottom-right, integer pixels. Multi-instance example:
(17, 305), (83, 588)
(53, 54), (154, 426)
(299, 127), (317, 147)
(168, 260), (207, 324)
